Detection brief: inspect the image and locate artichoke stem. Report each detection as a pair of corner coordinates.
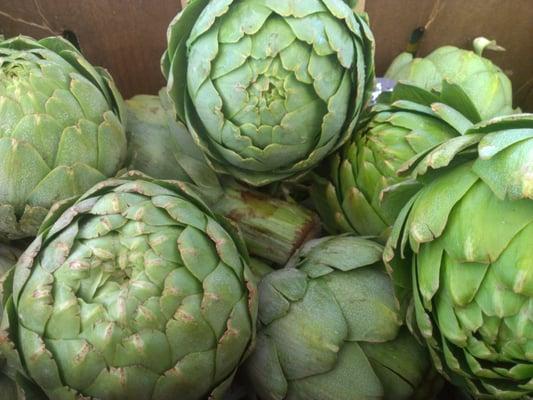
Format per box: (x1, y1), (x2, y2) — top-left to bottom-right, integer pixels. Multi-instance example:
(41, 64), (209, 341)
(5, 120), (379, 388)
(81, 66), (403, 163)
(216, 185), (321, 266)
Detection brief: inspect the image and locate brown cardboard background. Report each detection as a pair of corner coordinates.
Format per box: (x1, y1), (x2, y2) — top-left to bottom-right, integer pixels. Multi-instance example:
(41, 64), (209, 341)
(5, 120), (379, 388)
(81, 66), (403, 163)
(0, 1), (181, 97)
(366, 0), (533, 111)
(1, 0), (532, 109)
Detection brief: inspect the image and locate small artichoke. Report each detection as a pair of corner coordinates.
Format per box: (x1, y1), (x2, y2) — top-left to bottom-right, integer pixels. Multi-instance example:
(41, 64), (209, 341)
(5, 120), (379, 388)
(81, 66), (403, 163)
(126, 91), (320, 265)
(385, 113), (533, 398)
(311, 81), (481, 237)
(385, 37), (515, 119)
(0, 36), (127, 239)
(162, 0), (375, 186)
(244, 235), (438, 400)
(0, 174), (257, 400)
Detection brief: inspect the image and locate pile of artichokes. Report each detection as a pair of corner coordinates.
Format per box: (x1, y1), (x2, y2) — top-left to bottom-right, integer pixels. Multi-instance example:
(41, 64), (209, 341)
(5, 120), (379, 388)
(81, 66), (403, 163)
(0, 1), (531, 399)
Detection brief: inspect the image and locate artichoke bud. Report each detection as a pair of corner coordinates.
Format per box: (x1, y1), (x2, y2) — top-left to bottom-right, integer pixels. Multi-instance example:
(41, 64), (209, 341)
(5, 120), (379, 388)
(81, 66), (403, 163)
(162, 0), (375, 186)
(385, 113), (533, 399)
(311, 81), (479, 238)
(244, 235), (438, 400)
(0, 35), (127, 240)
(385, 36), (516, 120)
(0, 175), (258, 400)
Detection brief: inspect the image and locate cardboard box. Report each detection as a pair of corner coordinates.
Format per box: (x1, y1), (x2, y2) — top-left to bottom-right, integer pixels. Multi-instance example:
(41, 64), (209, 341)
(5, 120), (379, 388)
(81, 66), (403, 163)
(1, 1), (531, 111)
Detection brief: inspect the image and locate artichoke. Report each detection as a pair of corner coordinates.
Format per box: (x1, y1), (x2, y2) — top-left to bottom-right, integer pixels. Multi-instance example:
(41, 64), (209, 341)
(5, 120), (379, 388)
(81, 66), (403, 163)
(385, 113), (533, 398)
(0, 35), (127, 239)
(161, 0), (375, 186)
(244, 235), (438, 400)
(0, 174), (257, 400)
(126, 91), (320, 265)
(385, 37), (515, 119)
(311, 81), (481, 237)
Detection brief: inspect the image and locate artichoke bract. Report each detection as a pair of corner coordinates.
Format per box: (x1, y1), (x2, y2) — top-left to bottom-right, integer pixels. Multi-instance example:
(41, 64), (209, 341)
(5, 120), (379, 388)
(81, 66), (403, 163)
(162, 0), (375, 186)
(0, 243), (21, 278)
(0, 244), (23, 399)
(0, 242), (21, 319)
(311, 81), (481, 237)
(385, 37), (515, 119)
(244, 235), (438, 400)
(0, 370), (20, 400)
(385, 114), (533, 398)
(126, 91), (320, 265)
(0, 174), (257, 400)
(0, 36), (127, 239)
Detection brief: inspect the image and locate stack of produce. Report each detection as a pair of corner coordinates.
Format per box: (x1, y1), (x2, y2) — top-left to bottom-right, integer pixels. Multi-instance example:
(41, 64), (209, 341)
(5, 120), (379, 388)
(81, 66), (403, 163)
(0, 0), (531, 399)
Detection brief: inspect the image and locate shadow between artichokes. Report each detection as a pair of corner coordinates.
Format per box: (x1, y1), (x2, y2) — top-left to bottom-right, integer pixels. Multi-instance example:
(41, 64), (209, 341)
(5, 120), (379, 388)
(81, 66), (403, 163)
(244, 235), (441, 400)
(385, 113), (533, 399)
(0, 173), (257, 400)
(0, 35), (127, 240)
(161, 0), (375, 186)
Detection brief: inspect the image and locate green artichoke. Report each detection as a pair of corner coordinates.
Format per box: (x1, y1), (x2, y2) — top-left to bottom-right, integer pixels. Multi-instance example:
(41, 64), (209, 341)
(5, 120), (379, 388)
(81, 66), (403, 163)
(244, 235), (438, 400)
(385, 113), (533, 398)
(0, 174), (257, 400)
(0, 35), (127, 240)
(385, 37), (515, 120)
(162, 0), (375, 186)
(126, 91), (320, 265)
(311, 81), (481, 237)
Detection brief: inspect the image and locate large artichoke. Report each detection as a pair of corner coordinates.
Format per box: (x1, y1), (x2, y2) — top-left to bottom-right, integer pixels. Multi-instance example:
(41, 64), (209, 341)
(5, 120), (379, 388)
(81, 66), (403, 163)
(0, 36), (127, 239)
(161, 0), (375, 186)
(385, 37), (515, 119)
(0, 174), (257, 400)
(311, 81), (481, 237)
(126, 91), (320, 265)
(385, 113), (533, 398)
(244, 235), (438, 400)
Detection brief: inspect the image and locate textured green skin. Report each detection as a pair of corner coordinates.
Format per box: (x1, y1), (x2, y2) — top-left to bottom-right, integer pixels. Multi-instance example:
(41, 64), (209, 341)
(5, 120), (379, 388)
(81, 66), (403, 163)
(0, 36), (127, 239)
(0, 174), (257, 400)
(385, 114), (533, 399)
(0, 244), (22, 400)
(385, 44), (515, 120)
(311, 81), (481, 238)
(162, 0), (375, 186)
(0, 243), (20, 278)
(245, 236), (436, 400)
